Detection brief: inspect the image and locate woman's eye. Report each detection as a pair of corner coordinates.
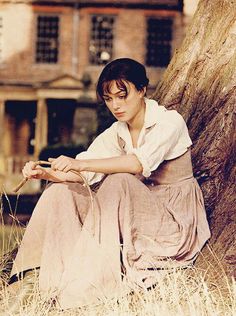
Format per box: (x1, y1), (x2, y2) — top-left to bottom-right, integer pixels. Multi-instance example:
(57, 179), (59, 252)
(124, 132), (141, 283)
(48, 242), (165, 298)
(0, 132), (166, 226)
(118, 95), (126, 99)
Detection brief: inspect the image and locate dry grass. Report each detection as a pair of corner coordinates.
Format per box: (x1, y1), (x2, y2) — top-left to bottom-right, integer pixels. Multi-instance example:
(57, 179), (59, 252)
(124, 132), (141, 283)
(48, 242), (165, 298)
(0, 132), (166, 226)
(0, 195), (235, 316)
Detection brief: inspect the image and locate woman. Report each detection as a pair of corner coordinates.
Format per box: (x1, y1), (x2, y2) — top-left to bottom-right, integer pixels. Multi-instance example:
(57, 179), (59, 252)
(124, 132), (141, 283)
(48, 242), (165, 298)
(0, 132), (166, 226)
(9, 58), (210, 310)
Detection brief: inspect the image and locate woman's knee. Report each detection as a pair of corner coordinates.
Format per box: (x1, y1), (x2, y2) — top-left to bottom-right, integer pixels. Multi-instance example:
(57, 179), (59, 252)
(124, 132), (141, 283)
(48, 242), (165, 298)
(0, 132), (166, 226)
(102, 173), (137, 187)
(43, 182), (87, 199)
(44, 182), (67, 195)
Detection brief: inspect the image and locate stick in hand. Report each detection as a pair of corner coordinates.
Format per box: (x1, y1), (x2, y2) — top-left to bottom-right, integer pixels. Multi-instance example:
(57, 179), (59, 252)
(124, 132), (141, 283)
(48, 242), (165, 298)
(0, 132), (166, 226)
(12, 160), (51, 193)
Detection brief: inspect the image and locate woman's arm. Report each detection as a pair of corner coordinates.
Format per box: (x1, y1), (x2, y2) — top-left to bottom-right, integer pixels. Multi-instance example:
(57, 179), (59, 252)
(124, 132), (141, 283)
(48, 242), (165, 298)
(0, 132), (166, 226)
(22, 154), (143, 184)
(49, 154), (143, 175)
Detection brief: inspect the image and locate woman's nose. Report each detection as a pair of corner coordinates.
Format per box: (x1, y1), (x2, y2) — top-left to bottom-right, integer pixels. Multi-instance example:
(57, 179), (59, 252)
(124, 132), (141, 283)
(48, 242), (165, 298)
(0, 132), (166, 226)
(111, 99), (120, 110)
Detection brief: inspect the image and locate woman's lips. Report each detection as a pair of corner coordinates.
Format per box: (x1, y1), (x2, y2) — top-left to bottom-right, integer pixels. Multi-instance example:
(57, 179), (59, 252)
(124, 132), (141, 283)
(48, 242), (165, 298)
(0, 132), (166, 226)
(115, 112), (125, 117)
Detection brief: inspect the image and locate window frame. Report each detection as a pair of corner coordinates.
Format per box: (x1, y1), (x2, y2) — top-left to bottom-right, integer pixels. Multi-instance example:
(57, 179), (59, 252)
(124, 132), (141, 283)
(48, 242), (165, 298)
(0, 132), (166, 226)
(34, 12), (61, 65)
(89, 14), (116, 66)
(145, 16), (173, 68)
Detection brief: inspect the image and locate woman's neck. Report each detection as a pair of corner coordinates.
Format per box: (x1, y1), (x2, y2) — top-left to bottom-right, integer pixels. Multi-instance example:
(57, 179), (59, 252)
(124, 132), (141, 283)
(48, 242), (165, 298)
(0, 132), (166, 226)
(127, 99), (146, 132)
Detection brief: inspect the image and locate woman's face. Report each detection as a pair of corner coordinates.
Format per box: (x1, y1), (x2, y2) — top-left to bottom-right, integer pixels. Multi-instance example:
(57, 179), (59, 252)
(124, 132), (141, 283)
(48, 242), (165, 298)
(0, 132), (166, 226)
(103, 80), (146, 124)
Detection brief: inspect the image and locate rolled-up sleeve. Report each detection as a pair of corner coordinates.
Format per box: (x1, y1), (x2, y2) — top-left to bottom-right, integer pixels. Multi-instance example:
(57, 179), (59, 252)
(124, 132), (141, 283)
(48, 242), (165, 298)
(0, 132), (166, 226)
(127, 111), (192, 178)
(75, 123), (122, 185)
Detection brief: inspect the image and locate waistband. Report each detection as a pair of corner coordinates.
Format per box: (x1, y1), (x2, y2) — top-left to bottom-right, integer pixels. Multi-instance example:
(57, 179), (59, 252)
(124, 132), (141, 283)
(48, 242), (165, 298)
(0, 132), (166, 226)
(143, 175), (195, 187)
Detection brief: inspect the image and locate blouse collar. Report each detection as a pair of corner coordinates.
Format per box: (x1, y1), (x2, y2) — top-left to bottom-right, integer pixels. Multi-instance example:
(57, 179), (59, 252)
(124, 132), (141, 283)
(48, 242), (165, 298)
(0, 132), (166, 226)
(117, 98), (160, 140)
(143, 98), (160, 128)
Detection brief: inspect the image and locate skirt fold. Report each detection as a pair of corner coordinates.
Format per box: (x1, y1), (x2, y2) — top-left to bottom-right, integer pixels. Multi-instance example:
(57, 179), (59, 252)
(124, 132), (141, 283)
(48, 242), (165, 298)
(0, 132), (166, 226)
(11, 174), (210, 309)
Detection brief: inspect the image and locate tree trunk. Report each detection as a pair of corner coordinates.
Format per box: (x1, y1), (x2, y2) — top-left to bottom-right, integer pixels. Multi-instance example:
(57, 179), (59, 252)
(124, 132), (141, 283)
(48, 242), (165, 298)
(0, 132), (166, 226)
(153, 0), (236, 277)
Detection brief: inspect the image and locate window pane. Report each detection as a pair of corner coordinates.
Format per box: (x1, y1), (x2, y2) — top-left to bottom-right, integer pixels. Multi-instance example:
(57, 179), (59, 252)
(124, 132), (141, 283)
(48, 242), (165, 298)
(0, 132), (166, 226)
(146, 17), (173, 67)
(35, 15), (59, 64)
(89, 15), (115, 65)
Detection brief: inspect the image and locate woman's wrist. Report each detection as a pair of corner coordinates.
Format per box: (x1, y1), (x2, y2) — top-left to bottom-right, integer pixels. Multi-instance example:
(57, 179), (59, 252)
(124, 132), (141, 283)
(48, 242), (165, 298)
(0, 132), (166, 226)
(74, 159), (88, 172)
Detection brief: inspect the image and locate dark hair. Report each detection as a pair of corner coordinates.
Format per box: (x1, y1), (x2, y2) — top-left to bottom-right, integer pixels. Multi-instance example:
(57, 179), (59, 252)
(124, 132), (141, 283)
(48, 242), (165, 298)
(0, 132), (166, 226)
(96, 58), (149, 103)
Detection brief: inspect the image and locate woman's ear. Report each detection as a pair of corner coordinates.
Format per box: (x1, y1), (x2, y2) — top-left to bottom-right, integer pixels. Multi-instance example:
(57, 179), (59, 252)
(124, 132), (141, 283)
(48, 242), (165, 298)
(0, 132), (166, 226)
(139, 86), (147, 97)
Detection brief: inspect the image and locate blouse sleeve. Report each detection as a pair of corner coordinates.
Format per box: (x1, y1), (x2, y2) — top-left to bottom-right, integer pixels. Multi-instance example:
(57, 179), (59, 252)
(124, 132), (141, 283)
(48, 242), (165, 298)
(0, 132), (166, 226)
(127, 111), (192, 178)
(75, 123), (122, 185)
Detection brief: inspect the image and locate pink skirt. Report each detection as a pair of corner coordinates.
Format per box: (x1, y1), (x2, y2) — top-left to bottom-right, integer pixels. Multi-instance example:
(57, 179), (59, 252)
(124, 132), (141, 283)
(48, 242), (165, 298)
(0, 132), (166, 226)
(11, 173), (210, 309)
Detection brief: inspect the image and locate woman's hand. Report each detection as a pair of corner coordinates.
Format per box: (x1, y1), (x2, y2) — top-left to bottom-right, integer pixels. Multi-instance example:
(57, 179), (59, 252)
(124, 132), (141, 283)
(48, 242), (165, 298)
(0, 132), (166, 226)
(49, 155), (83, 173)
(22, 161), (45, 179)
(22, 158), (85, 183)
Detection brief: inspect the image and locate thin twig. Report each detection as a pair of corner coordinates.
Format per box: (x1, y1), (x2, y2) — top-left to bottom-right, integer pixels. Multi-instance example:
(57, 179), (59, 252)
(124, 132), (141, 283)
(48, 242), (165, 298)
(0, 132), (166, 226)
(12, 161), (51, 193)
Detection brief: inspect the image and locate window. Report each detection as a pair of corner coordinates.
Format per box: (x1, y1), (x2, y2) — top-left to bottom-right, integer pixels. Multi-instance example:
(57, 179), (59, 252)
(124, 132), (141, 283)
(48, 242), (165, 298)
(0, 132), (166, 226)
(146, 17), (173, 67)
(0, 16), (3, 63)
(89, 15), (115, 65)
(35, 15), (59, 64)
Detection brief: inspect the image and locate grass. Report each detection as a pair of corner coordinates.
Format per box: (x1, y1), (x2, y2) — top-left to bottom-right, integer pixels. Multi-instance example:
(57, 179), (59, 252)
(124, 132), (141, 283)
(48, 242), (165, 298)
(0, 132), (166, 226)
(0, 193), (235, 315)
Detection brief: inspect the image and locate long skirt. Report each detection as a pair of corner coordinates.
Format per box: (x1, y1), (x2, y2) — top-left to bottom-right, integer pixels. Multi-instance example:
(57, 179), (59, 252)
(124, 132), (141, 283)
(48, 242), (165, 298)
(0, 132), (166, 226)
(11, 173), (211, 309)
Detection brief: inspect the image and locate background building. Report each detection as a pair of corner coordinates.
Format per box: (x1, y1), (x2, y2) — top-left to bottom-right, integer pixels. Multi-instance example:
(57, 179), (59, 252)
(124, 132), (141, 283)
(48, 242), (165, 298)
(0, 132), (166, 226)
(0, 0), (197, 196)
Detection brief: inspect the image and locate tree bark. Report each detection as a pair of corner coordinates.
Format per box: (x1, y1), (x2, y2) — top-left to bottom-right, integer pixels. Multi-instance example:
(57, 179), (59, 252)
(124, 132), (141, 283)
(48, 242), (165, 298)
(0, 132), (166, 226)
(153, 0), (236, 277)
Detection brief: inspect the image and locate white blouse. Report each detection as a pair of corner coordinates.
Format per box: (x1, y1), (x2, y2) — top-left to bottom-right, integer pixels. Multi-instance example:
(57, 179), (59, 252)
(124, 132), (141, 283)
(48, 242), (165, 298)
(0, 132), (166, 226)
(76, 98), (192, 185)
